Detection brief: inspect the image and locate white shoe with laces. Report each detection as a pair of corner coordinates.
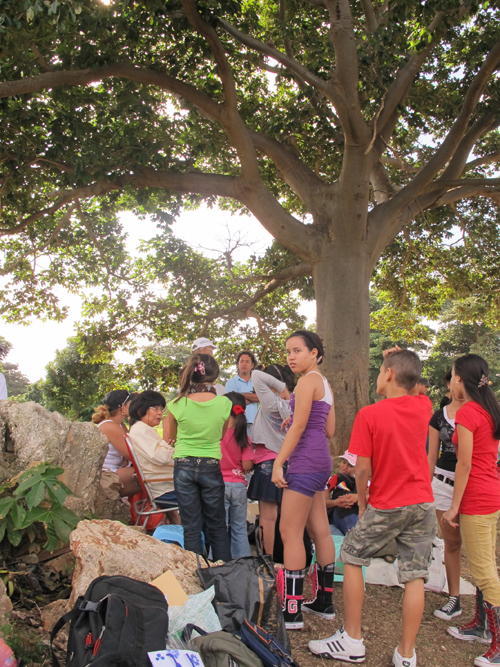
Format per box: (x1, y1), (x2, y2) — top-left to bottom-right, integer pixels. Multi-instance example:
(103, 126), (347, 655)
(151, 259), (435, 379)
(434, 596), (462, 621)
(308, 627), (365, 663)
(392, 647), (416, 667)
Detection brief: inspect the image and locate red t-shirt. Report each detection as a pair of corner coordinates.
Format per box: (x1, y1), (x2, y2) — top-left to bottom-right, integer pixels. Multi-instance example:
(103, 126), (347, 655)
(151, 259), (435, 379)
(220, 428), (254, 485)
(452, 401), (500, 515)
(349, 394), (433, 510)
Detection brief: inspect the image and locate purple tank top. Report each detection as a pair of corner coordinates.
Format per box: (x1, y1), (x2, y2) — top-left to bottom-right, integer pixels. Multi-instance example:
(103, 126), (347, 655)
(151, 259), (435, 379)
(287, 393), (333, 475)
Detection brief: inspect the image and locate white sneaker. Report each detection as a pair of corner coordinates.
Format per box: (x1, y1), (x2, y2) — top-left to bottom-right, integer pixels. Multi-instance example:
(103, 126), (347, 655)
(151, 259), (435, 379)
(308, 627), (365, 663)
(392, 647), (416, 667)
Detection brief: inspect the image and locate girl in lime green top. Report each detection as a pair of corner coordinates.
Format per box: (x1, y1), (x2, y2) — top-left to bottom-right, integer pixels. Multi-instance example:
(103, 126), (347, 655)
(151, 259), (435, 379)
(164, 353), (232, 561)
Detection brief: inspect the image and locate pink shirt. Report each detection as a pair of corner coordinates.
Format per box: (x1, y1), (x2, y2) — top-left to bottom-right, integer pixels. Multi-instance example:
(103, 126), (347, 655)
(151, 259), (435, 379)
(220, 428), (254, 485)
(252, 443), (278, 464)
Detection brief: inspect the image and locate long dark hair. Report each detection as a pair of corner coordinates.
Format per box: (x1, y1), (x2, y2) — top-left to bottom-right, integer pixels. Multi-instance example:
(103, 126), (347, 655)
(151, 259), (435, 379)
(224, 391), (248, 451)
(176, 353), (219, 402)
(286, 330), (324, 365)
(263, 364), (296, 393)
(454, 354), (500, 439)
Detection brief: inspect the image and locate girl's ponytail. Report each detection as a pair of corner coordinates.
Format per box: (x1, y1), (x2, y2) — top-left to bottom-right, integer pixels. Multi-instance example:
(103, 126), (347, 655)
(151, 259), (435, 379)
(225, 391), (249, 451)
(177, 353), (220, 401)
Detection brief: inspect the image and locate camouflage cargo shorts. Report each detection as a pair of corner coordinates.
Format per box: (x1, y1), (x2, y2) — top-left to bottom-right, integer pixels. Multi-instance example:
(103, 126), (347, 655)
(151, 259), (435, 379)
(339, 503), (437, 583)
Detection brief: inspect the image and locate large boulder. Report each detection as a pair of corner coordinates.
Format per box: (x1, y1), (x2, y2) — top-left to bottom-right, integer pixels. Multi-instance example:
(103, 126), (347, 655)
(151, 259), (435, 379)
(0, 401), (120, 518)
(69, 520), (203, 604)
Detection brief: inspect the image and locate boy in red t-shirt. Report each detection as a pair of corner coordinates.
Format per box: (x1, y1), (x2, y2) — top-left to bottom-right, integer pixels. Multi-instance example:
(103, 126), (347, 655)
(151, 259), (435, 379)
(309, 349), (436, 667)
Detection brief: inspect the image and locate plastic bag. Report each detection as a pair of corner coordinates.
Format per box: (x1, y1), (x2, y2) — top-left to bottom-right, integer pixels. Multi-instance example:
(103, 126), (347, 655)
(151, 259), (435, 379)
(168, 587), (222, 641)
(196, 555), (290, 652)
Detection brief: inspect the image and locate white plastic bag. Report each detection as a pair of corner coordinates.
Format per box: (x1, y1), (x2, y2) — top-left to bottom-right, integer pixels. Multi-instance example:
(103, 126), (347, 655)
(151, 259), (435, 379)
(168, 586), (222, 641)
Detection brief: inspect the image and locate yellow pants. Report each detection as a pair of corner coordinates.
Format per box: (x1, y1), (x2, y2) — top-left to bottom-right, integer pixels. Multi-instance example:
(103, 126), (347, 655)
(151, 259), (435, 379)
(460, 510), (500, 606)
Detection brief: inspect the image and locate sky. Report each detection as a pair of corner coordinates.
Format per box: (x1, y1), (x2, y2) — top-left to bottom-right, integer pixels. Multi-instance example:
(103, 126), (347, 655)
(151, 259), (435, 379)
(1, 207), (316, 383)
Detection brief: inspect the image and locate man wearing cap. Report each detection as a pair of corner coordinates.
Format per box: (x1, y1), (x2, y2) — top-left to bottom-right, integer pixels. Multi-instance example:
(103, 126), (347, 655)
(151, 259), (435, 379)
(191, 337), (226, 396)
(224, 350), (260, 439)
(192, 337), (216, 355)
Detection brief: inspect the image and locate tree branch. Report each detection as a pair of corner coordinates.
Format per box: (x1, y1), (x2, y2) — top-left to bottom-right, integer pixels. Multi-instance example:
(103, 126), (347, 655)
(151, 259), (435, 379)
(199, 262), (311, 332)
(465, 149), (500, 172)
(359, 0), (379, 33)
(249, 131), (327, 210)
(439, 113), (498, 182)
(371, 38), (500, 232)
(324, 0), (368, 143)
(0, 64), (223, 123)
(218, 18), (346, 114)
(30, 41), (53, 72)
(375, 8), (465, 145)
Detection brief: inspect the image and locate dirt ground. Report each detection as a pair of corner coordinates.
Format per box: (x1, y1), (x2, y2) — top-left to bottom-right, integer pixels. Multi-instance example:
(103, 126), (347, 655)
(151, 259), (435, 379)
(289, 545), (486, 667)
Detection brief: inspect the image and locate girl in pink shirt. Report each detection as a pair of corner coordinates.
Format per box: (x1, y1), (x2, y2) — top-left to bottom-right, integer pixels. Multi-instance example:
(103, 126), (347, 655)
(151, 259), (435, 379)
(221, 392), (254, 558)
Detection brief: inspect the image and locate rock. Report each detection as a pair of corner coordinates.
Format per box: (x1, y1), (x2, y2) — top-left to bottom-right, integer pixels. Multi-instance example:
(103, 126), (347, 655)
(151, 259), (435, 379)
(41, 599), (71, 633)
(93, 485), (131, 523)
(69, 520), (203, 604)
(0, 401), (127, 520)
(0, 579), (12, 627)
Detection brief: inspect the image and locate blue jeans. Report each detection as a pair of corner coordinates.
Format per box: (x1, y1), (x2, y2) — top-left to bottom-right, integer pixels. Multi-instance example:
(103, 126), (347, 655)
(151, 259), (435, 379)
(224, 482), (251, 559)
(330, 512), (359, 536)
(174, 457), (231, 562)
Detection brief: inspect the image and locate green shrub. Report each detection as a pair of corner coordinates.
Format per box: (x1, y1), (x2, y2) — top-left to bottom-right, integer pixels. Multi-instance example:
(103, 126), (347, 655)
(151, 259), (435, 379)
(0, 463), (80, 552)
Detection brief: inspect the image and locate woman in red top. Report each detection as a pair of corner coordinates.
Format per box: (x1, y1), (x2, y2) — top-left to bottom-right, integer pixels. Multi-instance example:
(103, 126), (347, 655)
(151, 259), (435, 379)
(442, 354), (500, 667)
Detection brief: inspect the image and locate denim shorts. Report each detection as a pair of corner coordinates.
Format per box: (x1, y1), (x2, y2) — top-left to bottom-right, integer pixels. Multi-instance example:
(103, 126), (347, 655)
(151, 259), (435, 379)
(154, 489), (178, 507)
(284, 470), (330, 498)
(248, 460), (287, 503)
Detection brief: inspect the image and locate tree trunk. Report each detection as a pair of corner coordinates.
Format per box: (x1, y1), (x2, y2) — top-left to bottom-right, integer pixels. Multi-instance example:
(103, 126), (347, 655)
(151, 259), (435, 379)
(313, 245), (371, 455)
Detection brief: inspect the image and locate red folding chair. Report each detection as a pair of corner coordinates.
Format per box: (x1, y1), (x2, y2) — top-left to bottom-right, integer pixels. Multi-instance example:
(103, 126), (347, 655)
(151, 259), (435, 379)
(125, 434), (178, 531)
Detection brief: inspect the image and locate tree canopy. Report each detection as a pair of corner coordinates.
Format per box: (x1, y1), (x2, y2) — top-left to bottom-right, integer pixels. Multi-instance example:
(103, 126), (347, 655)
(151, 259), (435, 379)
(1, 0), (500, 444)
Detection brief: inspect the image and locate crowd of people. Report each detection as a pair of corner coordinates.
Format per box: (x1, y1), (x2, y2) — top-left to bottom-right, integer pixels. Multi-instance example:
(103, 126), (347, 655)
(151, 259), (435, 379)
(91, 332), (500, 667)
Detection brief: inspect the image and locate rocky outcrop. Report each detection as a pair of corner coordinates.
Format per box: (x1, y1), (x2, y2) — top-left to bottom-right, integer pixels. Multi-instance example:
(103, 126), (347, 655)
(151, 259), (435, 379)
(0, 401), (125, 519)
(69, 520), (203, 604)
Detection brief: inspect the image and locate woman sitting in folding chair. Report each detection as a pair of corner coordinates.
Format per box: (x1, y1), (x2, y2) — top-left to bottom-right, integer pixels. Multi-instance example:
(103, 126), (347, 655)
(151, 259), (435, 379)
(128, 391), (181, 524)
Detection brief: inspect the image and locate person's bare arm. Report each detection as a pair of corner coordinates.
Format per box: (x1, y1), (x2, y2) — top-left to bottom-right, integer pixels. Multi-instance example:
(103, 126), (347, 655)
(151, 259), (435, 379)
(325, 397), (336, 439)
(242, 392), (260, 404)
(98, 422), (130, 459)
(428, 425), (440, 478)
(354, 456), (371, 519)
(242, 460), (254, 471)
(442, 424), (473, 528)
(221, 418), (229, 439)
(162, 412), (177, 446)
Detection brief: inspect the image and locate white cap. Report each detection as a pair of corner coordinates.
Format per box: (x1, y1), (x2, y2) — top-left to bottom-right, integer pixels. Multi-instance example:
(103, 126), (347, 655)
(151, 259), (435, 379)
(192, 337), (216, 351)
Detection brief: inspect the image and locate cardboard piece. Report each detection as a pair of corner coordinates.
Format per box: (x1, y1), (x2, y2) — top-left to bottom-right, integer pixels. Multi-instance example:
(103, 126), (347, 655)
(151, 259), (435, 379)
(150, 570), (189, 606)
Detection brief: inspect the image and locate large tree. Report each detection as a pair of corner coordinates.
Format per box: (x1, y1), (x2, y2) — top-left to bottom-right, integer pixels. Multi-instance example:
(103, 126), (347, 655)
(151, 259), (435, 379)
(1, 0), (500, 445)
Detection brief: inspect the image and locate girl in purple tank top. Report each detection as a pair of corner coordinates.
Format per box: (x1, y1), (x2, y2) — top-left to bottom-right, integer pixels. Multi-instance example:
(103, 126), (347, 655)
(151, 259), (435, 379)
(272, 331), (336, 630)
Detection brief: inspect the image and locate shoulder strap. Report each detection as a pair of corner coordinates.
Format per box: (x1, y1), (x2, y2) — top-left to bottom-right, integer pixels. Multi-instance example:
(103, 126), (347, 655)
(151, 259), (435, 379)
(50, 608), (81, 667)
(181, 624), (209, 643)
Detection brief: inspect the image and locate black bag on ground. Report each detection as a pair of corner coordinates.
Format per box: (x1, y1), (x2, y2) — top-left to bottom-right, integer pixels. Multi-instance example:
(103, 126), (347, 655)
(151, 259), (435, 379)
(182, 623), (264, 667)
(50, 575), (169, 667)
(254, 512), (313, 567)
(196, 555), (290, 653)
(238, 620), (300, 667)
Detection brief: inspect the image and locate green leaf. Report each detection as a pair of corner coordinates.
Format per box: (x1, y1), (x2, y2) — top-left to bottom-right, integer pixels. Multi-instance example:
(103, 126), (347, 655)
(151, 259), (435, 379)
(0, 520), (7, 543)
(7, 522), (23, 547)
(14, 473), (44, 497)
(25, 480), (46, 509)
(10, 502), (26, 530)
(0, 498), (15, 520)
(45, 480), (68, 505)
(51, 515), (73, 543)
(43, 522), (59, 552)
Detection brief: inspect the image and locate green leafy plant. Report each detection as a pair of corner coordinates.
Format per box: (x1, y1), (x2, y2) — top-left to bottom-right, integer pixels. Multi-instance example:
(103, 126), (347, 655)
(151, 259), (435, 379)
(0, 463), (80, 552)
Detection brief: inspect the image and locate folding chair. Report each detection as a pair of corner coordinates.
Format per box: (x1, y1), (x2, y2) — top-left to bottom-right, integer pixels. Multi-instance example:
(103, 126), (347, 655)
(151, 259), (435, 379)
(125, 434), (179, 531)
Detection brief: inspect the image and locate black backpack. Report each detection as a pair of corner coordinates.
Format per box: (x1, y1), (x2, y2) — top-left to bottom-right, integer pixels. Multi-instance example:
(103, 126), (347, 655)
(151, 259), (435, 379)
(50, 575), (169, 667)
